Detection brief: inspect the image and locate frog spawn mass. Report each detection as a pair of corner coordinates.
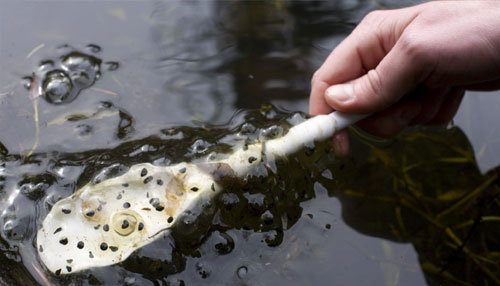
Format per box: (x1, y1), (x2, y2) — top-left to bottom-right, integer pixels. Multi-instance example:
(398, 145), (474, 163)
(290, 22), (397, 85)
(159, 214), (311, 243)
(37, 144), (264, 275)
(37, 110), (343, 275)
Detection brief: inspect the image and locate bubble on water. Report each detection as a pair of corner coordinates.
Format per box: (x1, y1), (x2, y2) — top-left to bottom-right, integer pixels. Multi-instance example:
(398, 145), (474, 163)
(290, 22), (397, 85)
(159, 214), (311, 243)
(105, 61), (120, 71)
(62, 51), (101, 87)
(263, 229), (283, 247)
(260, 210), (274, 225)
(244, 193), (266, 214)
(191, 139), (210, 154)
(21, 76), (33, 90)
(100, 101), (113, 109)
(33, 49), (107, 104)
(39, 60), (55, 69)
(207, 152), (217, 161)
(220, 193), (240, 211)
(42, 70), (73, 104)
(240, 123), (256, 134)
(212, 231), (234, 255)
(86, 44), (101, 53)
(3, 219), (26, 241)
(236, 265), (248, 279)
(19, 182), (48, 201)
(260, 125), (283, 139)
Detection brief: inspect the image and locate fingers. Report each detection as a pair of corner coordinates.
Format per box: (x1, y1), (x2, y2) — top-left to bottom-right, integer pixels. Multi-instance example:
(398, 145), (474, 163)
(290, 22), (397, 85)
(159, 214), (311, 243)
(357, 98), (422, 138)
(427, 88), (465, 125)
(357, 87), (464, 137)
(309, 7), (421, 115)
(309, 10), (396, 115)
(410, 87), (449, 124)
(331, 88), (464, 156)
(463, 78), (500, 91)
(324, 27), (438, 115)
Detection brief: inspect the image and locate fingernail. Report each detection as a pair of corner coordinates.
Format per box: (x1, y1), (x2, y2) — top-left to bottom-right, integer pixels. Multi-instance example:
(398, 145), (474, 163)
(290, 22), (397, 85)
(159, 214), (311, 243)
(326, 83), (354, 104)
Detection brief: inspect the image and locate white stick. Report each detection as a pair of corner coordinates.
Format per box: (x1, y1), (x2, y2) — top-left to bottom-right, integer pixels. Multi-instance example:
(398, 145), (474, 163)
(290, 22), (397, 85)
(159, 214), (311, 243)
(227, 111), (368, 176)
(265, 111), (368, 158)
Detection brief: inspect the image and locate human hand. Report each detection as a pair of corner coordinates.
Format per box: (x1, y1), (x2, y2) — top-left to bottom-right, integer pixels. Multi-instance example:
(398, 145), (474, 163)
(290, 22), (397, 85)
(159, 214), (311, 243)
(309, 1), (500, 156)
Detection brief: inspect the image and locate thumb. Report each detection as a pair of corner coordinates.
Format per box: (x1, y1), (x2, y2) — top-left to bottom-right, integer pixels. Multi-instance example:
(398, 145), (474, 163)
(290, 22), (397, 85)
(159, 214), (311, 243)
(324, 39), (432, 114)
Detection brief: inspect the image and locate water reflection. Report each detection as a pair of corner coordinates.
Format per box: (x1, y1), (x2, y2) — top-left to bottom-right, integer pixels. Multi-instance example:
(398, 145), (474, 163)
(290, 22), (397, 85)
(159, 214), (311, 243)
(0, 0), (499, 285)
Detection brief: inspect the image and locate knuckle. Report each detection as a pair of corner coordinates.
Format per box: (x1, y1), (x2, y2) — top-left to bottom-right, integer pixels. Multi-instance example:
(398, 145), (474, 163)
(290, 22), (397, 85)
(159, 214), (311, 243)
(365, 70), (384, 100)
(311, 70), (330, 90)
(311, 71), (321, 87)
(398, 32), (433, 65)
(362, 10), (385, 25)
(363, 69), (394, 110)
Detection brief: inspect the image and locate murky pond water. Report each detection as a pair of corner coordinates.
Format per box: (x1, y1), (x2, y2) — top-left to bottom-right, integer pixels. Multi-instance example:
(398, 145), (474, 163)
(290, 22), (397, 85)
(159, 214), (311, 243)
(2, 1), (500, 285)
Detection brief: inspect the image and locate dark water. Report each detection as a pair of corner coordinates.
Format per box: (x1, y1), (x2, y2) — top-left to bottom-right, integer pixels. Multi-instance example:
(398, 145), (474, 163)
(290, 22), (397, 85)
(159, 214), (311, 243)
(1, 1), (500, 285)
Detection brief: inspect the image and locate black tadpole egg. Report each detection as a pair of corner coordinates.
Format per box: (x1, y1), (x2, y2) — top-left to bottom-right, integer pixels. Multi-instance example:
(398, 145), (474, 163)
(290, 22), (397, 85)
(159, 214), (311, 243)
(62, 209), (71, 214)
(167, 217), (173, 223)
(149, 198), (160, 207)
(77, 241), (84, 249)
(138, 222), (144, 231)
(103, 224), (109, 232)
(248, 156), (257, 163)
(157, 179), (163, 186)
(100, 242), (108, 251)
(123, 202), (131, 209)
(141, 168), (148, 177)
(59, 238), (68, 245)
(86, 210), (95, 217)
(179, 167), (186, 173)
(121, 220), (129, 229)
(143, 176), (153, 184)
(155, 205), (165, 212)
(55, 269), (61, 276)
(66, 266), (72, 273)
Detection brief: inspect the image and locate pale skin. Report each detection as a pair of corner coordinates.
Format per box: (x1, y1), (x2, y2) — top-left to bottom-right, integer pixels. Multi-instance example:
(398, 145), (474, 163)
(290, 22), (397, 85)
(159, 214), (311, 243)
(309, 1), (500, 156)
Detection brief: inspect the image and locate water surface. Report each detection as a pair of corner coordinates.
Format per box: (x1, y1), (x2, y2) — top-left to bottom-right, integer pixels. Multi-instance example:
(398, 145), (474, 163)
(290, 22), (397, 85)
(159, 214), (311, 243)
(1, 1), (500, 285)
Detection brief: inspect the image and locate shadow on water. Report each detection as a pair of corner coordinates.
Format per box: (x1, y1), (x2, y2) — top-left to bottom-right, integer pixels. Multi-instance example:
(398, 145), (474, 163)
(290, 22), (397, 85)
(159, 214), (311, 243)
(1, 0), (499, 285)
